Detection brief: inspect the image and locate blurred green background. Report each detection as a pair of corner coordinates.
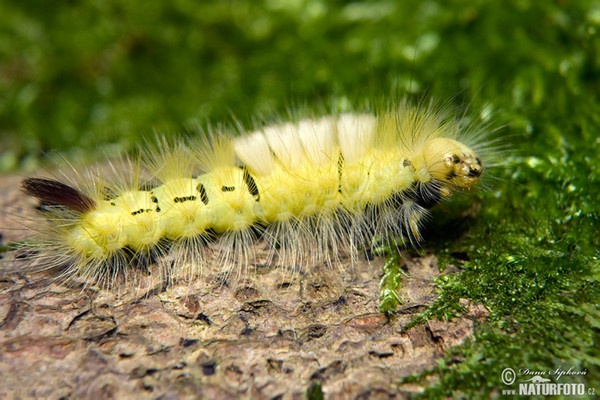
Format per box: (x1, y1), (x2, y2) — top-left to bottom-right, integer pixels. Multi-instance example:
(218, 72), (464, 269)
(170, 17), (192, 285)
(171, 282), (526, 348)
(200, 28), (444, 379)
(1, 0), (599, 396)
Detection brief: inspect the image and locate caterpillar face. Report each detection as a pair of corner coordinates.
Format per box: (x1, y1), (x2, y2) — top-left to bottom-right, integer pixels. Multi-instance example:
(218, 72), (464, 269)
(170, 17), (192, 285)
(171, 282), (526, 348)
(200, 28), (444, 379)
(17, 102), (489, 288)
(421, 137), (483, 191)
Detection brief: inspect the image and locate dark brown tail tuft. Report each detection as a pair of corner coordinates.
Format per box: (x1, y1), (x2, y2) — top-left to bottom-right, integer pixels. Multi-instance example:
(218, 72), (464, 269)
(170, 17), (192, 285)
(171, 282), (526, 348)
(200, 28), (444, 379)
(22, 178), (97, 213)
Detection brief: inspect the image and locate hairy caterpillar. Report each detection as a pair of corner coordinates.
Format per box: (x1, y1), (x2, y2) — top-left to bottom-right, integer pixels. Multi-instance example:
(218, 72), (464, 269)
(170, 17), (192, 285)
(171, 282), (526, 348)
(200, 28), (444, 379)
(12, 100), (486, 289)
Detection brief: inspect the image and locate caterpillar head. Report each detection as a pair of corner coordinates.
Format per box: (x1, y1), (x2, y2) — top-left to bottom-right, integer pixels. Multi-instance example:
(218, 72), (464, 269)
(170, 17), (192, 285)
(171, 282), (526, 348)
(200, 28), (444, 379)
(422, 138), (483, 191)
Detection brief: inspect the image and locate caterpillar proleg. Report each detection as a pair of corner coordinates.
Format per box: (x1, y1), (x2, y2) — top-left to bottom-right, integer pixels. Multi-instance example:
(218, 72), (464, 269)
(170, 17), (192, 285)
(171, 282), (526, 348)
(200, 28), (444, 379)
(12, 99), (487, 289)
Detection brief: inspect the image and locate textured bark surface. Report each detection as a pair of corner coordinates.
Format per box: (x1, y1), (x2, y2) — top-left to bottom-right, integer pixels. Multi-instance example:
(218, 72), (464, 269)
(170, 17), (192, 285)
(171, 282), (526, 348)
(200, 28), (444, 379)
(0, 175), (487, 399)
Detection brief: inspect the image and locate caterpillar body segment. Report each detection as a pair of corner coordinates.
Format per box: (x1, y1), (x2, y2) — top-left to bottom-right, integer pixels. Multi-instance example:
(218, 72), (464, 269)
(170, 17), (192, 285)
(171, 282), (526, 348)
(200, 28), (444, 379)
(19, 102), (485, 288)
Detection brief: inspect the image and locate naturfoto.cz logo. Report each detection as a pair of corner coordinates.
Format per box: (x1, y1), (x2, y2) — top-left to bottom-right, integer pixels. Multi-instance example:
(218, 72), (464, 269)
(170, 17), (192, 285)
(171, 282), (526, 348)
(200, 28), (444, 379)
(500, 366), (595, 396)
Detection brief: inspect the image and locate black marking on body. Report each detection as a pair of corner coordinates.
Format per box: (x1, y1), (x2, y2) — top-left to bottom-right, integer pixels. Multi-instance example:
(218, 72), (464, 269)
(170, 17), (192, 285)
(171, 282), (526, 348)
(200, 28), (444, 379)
(131, 208), (154, 216)
(22, 178), (96, 214)
(451, 154), (461, 163)
(221, 186), (235, 192)
(337, 152), (344, 193)
(174, 195), (197, 203)
(197, 184), (209, 204)
(241, 167), (260, 201)
(446, 171), (457, 180)
(402, 159), (412, 167)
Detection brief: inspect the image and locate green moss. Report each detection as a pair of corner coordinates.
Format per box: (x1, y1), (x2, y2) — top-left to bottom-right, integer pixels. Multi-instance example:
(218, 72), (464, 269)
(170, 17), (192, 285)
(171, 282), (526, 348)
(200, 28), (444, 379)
(394, 2), (600, 390)
(2, 0), (599, 397)
(306, 380), (325, 400)
(379, 253), (405, 314)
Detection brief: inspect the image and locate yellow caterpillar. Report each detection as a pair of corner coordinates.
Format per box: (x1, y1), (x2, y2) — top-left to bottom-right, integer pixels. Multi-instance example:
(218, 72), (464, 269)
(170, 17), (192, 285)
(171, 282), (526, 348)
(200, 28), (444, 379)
(17, 100), (486, 288)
